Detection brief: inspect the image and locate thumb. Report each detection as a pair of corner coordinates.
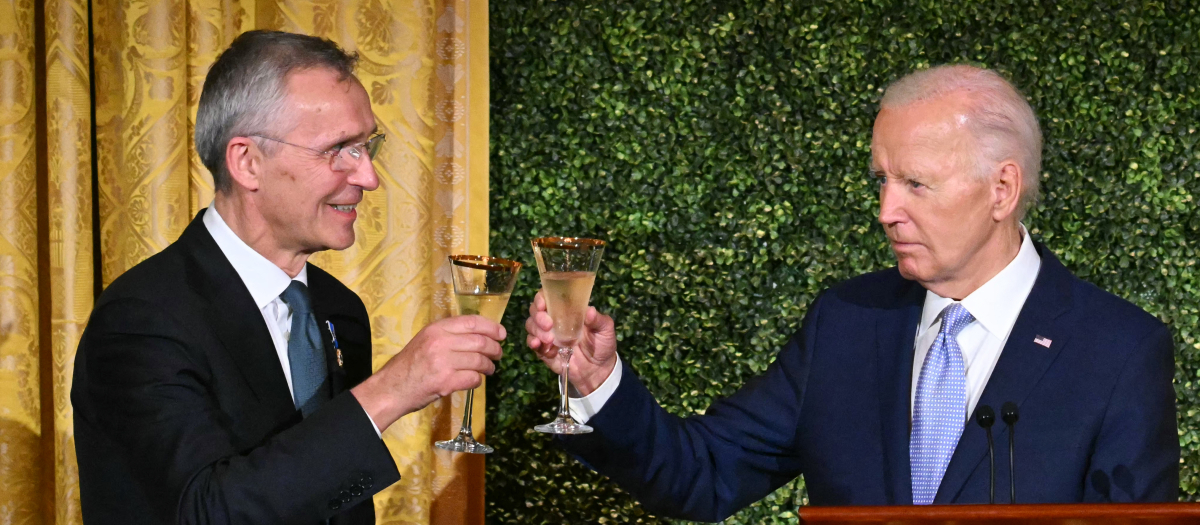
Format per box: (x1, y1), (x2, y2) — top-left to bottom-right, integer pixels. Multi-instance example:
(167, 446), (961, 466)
(584, 308), (618, 357)
(584, 306), (614, 334)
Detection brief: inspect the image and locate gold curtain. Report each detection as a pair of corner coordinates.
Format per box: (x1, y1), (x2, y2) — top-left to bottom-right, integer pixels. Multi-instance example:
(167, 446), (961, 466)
(0, 0), (489, 523)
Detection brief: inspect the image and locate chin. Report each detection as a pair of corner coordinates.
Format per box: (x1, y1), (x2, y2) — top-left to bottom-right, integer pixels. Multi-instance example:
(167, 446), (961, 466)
(895, 258), (924, 282)
(321, 231), (357, 252)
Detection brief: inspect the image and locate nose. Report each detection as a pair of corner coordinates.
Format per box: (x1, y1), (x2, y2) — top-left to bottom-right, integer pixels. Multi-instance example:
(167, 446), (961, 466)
(349, 156), (380, 191)
(877, 180), (905, 226)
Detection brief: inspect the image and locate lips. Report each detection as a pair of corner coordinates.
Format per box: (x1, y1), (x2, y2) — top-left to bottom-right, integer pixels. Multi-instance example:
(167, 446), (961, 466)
(329, 203), (357, 213)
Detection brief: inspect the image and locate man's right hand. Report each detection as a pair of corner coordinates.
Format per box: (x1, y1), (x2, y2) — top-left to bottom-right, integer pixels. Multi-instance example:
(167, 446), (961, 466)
(351, 315), (505, 430)
(525, 290), (618, 396)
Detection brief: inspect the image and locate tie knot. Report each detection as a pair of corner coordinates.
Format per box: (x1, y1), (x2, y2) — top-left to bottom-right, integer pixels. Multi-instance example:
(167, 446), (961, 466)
(280, 280), (313, 315)
(940, 303), (974, 337)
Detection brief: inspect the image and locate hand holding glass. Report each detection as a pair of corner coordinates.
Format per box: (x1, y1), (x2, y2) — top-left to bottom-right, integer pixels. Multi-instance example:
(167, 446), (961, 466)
(434, 255), (522, 454)
(531, 237), (606, 435)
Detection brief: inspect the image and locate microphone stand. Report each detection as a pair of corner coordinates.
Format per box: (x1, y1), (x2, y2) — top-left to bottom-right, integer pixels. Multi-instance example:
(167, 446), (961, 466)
(1001, 402), (1020, 504)
(974, 405), (996, 504)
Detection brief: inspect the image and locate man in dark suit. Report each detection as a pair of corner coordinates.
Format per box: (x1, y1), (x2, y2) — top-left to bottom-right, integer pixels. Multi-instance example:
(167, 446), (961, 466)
(524, 64), (1179, 521)
(72, 31), (506, 524)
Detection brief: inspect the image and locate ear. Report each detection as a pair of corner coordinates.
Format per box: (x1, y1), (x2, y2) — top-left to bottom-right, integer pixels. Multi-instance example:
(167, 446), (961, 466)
(225, 137), (262, 192)
(991, 160), (1023, 222)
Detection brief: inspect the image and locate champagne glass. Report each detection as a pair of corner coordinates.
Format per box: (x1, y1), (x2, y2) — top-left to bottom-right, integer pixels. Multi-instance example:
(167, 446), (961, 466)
(434, 255), (522, 454)
(530, 237), (606, 434)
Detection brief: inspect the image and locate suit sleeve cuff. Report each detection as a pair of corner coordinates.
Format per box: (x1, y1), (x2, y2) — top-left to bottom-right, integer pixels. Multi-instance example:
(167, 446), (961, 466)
(568, 354), (623, 424)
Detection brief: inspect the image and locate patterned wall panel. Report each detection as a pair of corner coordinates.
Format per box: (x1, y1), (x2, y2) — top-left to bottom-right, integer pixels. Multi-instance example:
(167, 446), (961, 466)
(186, 0), (253, 214)
(426, 1), (488, 522)
(0, 0), (44, 521)
(93, 0), (191, 286)
(45, 0), (92, 522)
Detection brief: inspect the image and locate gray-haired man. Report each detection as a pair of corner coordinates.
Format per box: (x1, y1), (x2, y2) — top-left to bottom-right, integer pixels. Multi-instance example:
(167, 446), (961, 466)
(73, 30), (504, 524)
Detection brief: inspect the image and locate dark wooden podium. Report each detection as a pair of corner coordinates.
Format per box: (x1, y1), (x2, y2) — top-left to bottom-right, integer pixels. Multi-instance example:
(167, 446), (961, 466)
(798, 503), (1200, 524)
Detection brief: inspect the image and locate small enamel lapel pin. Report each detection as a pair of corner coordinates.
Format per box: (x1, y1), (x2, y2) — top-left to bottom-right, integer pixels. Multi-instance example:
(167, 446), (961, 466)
(1033, 335), (1052, 348)
(326, 320), (344, 367)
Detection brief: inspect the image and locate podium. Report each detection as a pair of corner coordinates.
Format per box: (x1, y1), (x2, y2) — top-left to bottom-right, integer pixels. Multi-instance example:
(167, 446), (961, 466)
(797, 503), (1200, 524)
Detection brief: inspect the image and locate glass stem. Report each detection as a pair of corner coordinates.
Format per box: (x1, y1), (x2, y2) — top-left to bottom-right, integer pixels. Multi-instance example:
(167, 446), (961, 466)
(459, 388), (475, 436)
(557, 347), (573, 420)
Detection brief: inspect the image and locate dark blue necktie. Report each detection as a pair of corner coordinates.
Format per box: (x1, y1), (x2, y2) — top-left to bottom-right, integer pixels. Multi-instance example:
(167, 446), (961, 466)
(911, 302), (974, 505)
(280, 280), (330, 416)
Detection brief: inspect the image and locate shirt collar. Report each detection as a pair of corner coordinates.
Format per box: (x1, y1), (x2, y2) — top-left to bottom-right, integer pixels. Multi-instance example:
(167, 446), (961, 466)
(920, 224), (1042, 336)
(203, 205), (308, 309)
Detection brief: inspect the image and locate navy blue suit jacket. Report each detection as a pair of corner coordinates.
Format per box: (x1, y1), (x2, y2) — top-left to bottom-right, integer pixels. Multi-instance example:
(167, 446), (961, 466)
(561, 244), (1178, 521)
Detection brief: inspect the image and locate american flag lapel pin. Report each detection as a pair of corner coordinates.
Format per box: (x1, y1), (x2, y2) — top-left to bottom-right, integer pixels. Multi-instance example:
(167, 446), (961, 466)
(1033, 335), (1052, 348)
(326, 320), (344, 367)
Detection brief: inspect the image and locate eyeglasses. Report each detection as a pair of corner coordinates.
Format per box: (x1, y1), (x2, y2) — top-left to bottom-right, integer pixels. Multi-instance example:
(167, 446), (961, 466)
(251, 133), (386, 171)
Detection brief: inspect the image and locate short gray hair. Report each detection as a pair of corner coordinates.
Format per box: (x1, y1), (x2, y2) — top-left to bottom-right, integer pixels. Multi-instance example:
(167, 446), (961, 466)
(881, 64), (1042, 220)
(195, 30), (359, 192)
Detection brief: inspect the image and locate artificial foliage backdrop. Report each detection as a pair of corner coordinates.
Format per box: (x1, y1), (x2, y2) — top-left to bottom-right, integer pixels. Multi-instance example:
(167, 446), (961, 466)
(486, 0), (1200, 522)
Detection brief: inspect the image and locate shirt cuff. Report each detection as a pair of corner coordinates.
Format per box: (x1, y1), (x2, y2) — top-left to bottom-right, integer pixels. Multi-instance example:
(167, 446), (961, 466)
(362, 405), (382, 438)
(567, 354), (623, 424)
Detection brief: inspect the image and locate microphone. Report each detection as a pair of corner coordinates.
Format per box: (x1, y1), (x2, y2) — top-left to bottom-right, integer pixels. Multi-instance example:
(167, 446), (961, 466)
(1001, 402), (1020, 504)
(975, 405), (996, 504)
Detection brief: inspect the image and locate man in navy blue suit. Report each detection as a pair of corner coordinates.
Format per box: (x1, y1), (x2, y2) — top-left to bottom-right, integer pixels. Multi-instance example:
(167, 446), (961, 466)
(524, 64), (1178, 521)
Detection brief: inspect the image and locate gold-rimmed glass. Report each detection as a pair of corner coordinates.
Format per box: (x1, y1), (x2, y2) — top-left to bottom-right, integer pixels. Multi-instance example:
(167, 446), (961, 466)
(434, 255), (522, 454)
(530, 237), (606, 435)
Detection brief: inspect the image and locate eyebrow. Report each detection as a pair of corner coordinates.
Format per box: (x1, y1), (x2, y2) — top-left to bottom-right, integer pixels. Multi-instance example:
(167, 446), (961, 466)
(321, 127), (379, 150)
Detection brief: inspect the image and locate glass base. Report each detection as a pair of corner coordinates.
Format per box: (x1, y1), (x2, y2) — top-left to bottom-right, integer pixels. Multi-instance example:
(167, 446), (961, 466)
(434, 434), (494, 454)
(534, 416), (593, 435)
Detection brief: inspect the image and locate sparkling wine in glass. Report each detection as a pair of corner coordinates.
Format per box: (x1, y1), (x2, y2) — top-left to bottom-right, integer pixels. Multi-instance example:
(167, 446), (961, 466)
(531, 237), (606, 435)
(434, 255), (521, 454)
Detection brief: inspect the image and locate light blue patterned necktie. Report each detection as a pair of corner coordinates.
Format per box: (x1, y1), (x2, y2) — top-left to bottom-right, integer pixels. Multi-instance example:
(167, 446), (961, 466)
(911, 302), (974, 505)
(280, 280), (330, 417)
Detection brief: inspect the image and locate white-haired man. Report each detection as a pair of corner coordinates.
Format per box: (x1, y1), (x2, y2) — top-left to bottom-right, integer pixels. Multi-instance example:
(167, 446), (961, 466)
(524, 64), (1178, 520)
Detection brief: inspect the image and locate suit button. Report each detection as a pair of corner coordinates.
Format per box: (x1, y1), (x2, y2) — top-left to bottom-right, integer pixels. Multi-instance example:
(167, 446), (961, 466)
(329, 499), (342, 511)
(340, 494), (353, 504)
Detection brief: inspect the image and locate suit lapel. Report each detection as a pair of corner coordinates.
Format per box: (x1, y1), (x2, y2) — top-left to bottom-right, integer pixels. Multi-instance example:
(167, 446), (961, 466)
(878, 280), (925, 505)
(182, 210), (297, 420)
(936, 243), (1073, 503)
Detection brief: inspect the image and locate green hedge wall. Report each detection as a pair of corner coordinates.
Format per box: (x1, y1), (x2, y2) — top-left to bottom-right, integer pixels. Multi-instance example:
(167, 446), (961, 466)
(485, 1), (1200, 522)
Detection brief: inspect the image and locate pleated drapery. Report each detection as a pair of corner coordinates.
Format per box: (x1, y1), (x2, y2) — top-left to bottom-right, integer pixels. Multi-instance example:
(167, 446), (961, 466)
(0, 0), (490, 523)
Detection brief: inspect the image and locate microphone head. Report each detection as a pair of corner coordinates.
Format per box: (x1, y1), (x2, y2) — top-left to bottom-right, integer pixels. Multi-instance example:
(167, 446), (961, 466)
(975, 405), (996, 428)
(1001, 402), (1020, 425)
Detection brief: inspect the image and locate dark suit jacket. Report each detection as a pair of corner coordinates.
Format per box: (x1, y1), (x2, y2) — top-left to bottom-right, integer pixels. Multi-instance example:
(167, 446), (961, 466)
(561, 243), (1179, 521)
(72, 210), (401, 525)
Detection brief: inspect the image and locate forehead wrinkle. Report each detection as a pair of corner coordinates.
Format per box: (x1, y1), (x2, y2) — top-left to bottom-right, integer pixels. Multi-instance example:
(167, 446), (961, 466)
(873, 98), (975, 178)
(909, 110), (977, 177)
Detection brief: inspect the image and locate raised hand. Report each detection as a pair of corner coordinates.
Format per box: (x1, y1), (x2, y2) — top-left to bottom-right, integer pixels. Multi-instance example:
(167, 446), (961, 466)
(525, 289), (618, 396)
(352, 315), (505, 430)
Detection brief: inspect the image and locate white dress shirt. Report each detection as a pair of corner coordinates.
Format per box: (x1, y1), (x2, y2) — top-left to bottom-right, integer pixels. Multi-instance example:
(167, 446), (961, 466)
(204, 206), (306, 396)
(203, 206), (381, 435)
(911, 226), (1041, 419)
(571, 226), (1040, 425)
